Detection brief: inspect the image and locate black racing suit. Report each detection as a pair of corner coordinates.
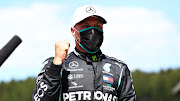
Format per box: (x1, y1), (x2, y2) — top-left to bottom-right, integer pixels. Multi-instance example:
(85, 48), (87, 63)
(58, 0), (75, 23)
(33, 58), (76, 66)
(32, 48), (136, 101)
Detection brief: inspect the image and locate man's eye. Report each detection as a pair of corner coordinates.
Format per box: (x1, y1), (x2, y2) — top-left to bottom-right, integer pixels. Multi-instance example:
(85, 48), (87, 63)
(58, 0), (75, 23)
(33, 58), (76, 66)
(95, 25), (102, 29)
(82, 25), (90, 28)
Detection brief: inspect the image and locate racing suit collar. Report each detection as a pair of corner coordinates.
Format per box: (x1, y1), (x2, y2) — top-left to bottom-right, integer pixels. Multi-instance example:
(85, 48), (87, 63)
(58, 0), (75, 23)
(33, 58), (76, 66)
(74, 47), (105, 62)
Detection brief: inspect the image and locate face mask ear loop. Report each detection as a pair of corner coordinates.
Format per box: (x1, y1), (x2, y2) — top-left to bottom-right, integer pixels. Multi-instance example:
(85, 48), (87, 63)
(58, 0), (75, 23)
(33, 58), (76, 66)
(75, 38), (80, 45)
(73, 27), (79, 33)
(73, 27), (81, 45)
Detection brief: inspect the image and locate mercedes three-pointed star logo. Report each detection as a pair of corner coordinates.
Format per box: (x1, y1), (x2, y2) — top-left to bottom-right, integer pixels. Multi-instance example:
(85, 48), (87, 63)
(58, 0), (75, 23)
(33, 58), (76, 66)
(86, 6), (96, 14)
(69, 61), (78, 68)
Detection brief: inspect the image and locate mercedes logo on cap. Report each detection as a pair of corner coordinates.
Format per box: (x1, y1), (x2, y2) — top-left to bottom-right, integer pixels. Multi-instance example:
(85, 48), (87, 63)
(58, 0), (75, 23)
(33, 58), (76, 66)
(86, 6), (96, 14)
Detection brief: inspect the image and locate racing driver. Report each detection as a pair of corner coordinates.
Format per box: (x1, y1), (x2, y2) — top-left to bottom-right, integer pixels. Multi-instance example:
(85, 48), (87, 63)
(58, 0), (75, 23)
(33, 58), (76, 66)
(32, 5), (136, 101)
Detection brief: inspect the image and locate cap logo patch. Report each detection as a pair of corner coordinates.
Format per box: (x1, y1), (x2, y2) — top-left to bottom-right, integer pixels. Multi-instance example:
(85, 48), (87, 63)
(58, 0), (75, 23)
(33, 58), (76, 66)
(86, 6), (96, 14)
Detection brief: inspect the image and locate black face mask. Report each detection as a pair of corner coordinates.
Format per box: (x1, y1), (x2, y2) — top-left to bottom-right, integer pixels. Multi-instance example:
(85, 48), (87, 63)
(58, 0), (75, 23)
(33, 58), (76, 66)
(75, 27), (103, 54)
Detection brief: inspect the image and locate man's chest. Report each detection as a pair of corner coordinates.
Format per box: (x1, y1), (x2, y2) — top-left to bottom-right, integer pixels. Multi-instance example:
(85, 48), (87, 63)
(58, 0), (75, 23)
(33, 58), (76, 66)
(60, 59), (121, 100)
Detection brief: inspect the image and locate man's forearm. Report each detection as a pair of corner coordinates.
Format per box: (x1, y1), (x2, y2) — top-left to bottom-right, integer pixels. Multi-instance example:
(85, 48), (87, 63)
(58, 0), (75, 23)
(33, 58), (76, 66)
(32, 58), (62, 101)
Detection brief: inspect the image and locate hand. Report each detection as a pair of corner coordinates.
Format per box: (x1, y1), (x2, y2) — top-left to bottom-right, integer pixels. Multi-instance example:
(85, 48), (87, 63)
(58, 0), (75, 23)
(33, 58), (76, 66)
(53, 40), (70, 65)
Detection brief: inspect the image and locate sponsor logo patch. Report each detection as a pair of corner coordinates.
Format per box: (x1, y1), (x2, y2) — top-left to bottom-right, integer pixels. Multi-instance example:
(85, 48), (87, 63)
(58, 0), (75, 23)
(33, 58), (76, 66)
(103, 85), (115, 92)
(36, 75), (43, 84)
(34, 82), (48, 101)
(71, 82), (78, 86)
(67, 68), (83, 71)
(103, 63), (111, 72)
(69, 82), (83, 89)
(67, 61), (83, 71)
(69, 61), (78, 68)
(102, 63), (113, 76)
(68, 74), (83, 80)
(67, 74), (73, 80)
(86, 6), (96, 14)
(103, 75), (114, 84)
(63, 91), (117, 101)
(107, 84), (112, 87)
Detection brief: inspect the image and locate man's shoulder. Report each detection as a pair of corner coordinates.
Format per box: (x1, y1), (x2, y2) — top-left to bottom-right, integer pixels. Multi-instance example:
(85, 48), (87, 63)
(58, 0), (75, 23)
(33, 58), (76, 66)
(104, 55), (131, 76)
(43, 57), (54, 64)
(104, 55), (127, 65)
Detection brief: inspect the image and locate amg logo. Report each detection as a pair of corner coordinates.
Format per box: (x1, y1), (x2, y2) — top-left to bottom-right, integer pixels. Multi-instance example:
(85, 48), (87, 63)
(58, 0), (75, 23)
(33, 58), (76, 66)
(63, 91), (117, 101)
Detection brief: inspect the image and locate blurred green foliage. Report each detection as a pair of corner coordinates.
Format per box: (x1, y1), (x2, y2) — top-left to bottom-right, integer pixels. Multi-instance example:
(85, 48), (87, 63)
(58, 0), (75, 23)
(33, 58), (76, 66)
(0, 78), (36, 101)
(132, 68), (180, 101)
(0, 68), (180, 101)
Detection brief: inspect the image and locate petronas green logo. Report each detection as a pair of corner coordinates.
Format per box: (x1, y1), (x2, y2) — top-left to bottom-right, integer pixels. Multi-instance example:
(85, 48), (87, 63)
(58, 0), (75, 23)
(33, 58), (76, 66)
(92, 55), (97, 61)
(107, 84), (111, 87)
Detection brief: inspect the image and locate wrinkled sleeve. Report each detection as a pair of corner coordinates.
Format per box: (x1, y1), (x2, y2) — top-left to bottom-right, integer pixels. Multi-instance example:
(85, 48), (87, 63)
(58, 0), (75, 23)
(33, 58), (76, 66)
(117, 64), (136, 101)
(31, 58), (62, 101)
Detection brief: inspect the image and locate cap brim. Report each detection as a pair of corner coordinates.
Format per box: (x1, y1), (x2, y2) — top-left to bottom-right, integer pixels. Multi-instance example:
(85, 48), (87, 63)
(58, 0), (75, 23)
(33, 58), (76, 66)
(93, 15), (107, 24)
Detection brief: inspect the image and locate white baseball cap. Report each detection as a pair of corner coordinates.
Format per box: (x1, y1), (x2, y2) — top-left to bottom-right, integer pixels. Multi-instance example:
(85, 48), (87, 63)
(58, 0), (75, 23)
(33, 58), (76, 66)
(72, 5), (107, 27)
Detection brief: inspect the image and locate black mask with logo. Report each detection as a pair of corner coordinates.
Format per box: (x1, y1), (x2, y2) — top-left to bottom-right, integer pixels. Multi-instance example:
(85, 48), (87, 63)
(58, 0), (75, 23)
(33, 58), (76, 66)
(74, 27), (103, 54)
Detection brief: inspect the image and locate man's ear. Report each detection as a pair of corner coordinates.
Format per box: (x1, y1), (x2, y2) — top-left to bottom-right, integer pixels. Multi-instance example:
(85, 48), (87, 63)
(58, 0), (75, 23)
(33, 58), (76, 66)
(71, 27), (75, 37)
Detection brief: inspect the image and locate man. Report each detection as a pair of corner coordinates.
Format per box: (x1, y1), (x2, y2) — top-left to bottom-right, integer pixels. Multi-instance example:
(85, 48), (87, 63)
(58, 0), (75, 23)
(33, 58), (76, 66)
(32, 5), (136, 101)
